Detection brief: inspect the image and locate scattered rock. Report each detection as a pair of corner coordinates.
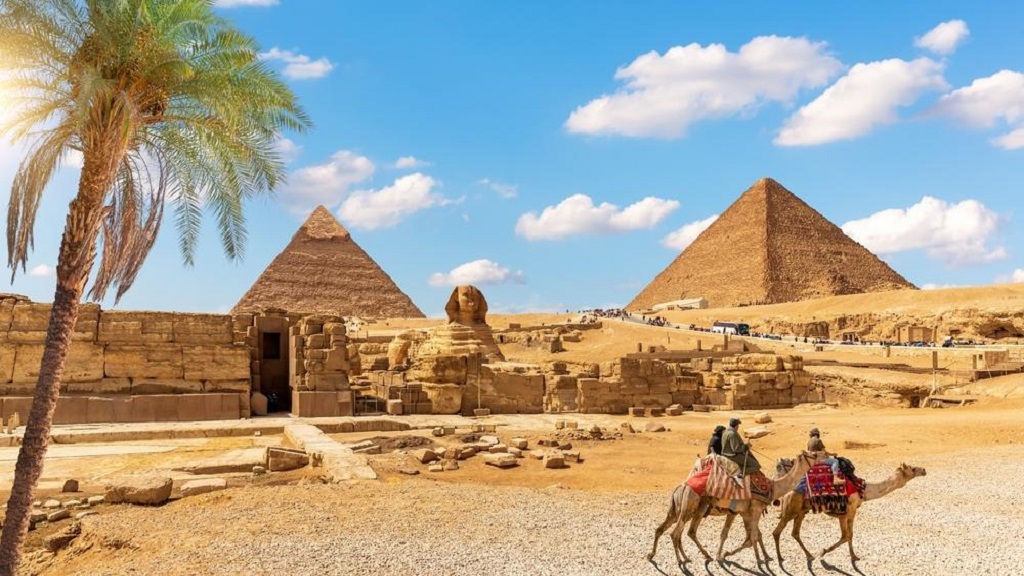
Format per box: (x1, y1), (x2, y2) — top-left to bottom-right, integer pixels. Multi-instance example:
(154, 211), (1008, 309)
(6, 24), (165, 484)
(44, 522), (81, 553)
(620, 422), (635, 434)
(510, 438), (529, 450)
(352, 445), (382, 455)
(397, 468), (420, 476)
(488, 444), (508, 454)
(537, 438), (559, 447)
(61, 479), (79, 493)
(411, 448), (439, 464)
(252, 466), (267, 476)
(457, 447), (477, 460)
(441, 459), (460, 471)
(74, 511), (97, 520)
(557, 442), (573, 451)
(427, 464), (444, 473)
(666, 405), (683, 416)
(528, 450), (546, 460)
(744, 427), (770, 440)
(478, 435), (500, 447)
(42, 500), (61, 510)
(87, 496), (104, 506)
(565, 421), (578, 430)
(562, 450), (582, 463)
(543, 454), (566, 469)
(29, 512), (46, 524)
(63, 500), (82, 508)
(105, 475), (173, 506)
(644, 423), (666, 433)
(46, 509), (70, 522)
(507, 447), (523, 458)
(180, 478), (228, 498)
(431, 427), (445, 437)
(754, 412), (772, 424)
(483, 453), (518, 468)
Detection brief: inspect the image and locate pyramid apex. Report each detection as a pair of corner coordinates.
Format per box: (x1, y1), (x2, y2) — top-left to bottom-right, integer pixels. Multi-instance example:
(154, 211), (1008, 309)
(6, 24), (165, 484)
(301, 206), (350, 240)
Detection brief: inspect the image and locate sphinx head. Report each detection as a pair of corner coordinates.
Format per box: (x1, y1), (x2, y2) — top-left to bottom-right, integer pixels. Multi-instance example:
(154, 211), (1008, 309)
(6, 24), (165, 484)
(445, 285), (488, 325)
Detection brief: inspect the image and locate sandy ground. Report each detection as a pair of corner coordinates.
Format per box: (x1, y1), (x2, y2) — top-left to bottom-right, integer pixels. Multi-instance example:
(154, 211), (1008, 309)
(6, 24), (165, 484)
(12, 399), (1024, 576)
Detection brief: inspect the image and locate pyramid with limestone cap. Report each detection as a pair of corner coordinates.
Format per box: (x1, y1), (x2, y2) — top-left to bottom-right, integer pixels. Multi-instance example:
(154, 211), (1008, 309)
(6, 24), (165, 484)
(628, 178), (916, 310)
(233, 206), (424, 317)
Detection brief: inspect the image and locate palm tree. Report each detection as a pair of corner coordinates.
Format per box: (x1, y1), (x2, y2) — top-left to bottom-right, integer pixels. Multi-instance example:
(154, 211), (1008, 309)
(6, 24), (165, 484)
(0, 1), (309, 571)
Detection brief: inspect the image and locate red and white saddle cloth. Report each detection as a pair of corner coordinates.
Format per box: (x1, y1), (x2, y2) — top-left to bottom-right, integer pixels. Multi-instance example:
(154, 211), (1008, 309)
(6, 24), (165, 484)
(684, 456), (772, 505)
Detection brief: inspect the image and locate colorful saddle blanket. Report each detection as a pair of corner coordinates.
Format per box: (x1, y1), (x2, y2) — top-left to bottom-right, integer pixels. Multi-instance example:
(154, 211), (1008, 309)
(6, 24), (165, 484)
(795, 464), (866, 514)
(684, 457), (772, 504)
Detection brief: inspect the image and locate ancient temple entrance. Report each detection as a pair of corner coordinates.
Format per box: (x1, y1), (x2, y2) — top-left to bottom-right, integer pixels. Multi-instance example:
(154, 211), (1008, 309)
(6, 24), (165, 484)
(256, 315), (291, 413)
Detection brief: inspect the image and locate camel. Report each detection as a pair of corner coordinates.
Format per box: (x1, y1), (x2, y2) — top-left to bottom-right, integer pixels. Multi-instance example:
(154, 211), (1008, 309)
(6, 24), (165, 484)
(772, 462), (927, 564)
(647, 450), (824, 568)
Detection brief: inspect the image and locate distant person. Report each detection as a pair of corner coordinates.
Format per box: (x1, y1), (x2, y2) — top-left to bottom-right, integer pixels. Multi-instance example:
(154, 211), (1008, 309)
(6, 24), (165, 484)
(721, 418), (760, 477)
(707, 425), (726, 456)
(807, 428), (826, 452)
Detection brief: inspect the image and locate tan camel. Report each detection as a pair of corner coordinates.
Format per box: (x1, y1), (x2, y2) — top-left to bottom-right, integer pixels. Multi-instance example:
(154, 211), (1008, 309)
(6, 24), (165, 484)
(647, 451), (823, 568)
(772, 463), (927, 564)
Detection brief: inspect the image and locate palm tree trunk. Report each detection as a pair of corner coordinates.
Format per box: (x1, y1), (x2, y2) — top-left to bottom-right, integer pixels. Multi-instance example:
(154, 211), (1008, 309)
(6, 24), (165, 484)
(0, 159), (110, 576)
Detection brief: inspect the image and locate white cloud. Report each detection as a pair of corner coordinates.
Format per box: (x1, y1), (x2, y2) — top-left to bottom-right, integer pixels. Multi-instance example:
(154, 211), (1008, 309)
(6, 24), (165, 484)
(1014, 269), (1024, 283)
(776, 58), (948, 146)
(216, 0), (278, 6)
(338, 172), (452, 229)
(661, 214), (719, 251)
(29, 264), (53, 277)
(565, 36), (842, 138)
(930, 71), (1024, 149)
(841, 196), (1006, 267)
(393, 156), (430, 169)
(273, 138), (302, 163)
(920, 283), (961, 290)
(62, 149), (83, 169)
(281, 150), (375, 212)
(428, 259), (525, 287)
(515, 194), (679, 241)
(915, 20), (970, 55)
(478, 178), (518, 199)
(259, 47), (334, 80)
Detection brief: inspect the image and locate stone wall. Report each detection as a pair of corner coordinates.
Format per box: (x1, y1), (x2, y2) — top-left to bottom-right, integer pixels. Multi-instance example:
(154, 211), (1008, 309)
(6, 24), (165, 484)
(0, 295), (250, 425)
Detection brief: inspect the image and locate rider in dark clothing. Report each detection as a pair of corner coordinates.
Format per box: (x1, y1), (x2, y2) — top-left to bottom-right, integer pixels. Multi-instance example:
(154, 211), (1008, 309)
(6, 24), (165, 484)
(707, 425), (726, 455)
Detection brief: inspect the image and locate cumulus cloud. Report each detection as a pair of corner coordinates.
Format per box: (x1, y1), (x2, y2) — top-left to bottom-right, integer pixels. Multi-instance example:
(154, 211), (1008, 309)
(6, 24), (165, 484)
(841, 196), (1006, 267)
(915, 20), (970, 55)
(280, 150), (374, 212)
(776, 58), (948, 146)
(29, 264), (53, 277)
(920, 283), (961, 290)
(478, 178), (518, 199)
(661, 214), (720, 251)
(216, 0), (278, 6)
(1014, 269), (1024, 283)
(930, 70), (1024, 149)
(338, 173), (452, 229)
(259, 47), (334, 80)
(515, 194), (679, 241)
(565, 36), (842, 138)
(428, 259), (525, 287)
(272, 138), (302, 163)
(393, 156), (430, 169)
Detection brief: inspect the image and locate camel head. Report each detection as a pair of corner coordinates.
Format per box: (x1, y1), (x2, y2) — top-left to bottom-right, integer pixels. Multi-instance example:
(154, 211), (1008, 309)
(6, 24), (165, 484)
(898, 463), (927, 480)
(775, 457), (795, 476)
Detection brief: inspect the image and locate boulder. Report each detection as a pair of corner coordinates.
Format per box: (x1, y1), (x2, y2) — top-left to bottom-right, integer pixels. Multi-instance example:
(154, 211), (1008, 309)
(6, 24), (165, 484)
(483, 453), (518, 468)
(61, 479), (79, 493)
(105, 475), (173, 505)
(754, 412), (772, 424)
(428, 464), (444, 473)
(75, 511), (97, 520)
(42, 499), (61, 509)
(478, 435), (500, 447)
(620, 422), (635, 434)
(250, 392), (269, 416)
(744, 427), (770, 440)
(543, 454), (566, 469)
(510, 437), (528, 450)
(46, 509), (71, 522)
(87, 495), (105, 506)
(441, 459), (460, 471)
(562, 450), (582, 463)
(644, 422), (667, 433)
(411, 448), (439, 464)
(180, 478), (228, 498)
(488, 444), (508, 454)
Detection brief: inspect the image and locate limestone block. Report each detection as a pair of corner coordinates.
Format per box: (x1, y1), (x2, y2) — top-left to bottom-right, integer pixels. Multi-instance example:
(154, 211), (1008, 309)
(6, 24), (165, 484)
(411, 448), (438, 464)
(306, 334), (326, 349)
(305, 372), (347, 392)
(483, 453), (518, 468)
(112, 397), (133, 422)
(421, 382), (463, 415)
(172, 315), (233, 345)
(176, 394), (206, 422)
(0, 344), (15, 384)
(53, 396), (90, 425)
(66, 378), (132, 395)
(202, 379), (250, 394)
(104, 345), (183, 379)
(132, 379), (204, 395)
(105, 475), (173, 505)
(543, 454), (566, 469)
(179, 478), (227, 498)
(86, 397), (115, 423)
(267, 447), (309, 471)
(181, 345), (249, 380)
(97, 320), (143, 343)
(386, 399), (403, 415)
(14, 343), (104, 384)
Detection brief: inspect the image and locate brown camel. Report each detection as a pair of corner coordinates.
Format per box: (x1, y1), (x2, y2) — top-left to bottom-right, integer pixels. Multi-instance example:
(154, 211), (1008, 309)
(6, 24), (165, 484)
(647, 451), (824, 568)
(772, 463), (927, 564)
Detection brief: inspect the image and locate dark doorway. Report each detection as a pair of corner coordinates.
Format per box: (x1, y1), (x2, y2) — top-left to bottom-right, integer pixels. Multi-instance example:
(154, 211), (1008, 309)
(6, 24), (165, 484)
(258, 327), (291, 412)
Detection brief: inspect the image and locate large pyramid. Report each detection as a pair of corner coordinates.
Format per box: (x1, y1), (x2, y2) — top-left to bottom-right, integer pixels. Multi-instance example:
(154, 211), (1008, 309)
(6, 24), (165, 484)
(628, 178), (916, 310)
(233, 206), (424, 317)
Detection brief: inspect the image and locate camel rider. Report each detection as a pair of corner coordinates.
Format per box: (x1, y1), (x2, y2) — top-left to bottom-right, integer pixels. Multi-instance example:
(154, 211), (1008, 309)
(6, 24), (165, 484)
(807, 428), (826, 452)
(707, 425), (726, 456)
(721, 418), (761, 477)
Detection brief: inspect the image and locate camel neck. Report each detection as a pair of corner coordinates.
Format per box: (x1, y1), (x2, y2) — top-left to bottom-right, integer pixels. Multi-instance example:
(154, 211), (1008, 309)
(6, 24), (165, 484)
(772, 456), (810, 498)
(863, 471), (910, 501)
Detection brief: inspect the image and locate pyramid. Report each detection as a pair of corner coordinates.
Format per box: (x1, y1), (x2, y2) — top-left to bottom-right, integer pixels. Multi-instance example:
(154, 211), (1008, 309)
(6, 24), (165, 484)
(628, 178), (916, 310)
(233, 206), (424, 317)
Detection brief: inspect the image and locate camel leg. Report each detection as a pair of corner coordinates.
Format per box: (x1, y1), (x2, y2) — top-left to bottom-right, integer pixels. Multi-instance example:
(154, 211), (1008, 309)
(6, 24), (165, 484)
(847, 509), (860, 562)
(791, 511), (814, 561)
(669, 501), (697, 567)
(685, 502), (715, 561)
(819, 517), (851, 559)
(715, 513), (735, 561)
(772, 508), (791, 565)
(646, 504), (678, 562)
(722, 512), (756, 561)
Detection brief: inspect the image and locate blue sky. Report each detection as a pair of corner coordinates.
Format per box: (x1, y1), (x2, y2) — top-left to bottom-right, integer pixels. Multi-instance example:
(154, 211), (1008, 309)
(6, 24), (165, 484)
(2, 1), (1024, 317)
